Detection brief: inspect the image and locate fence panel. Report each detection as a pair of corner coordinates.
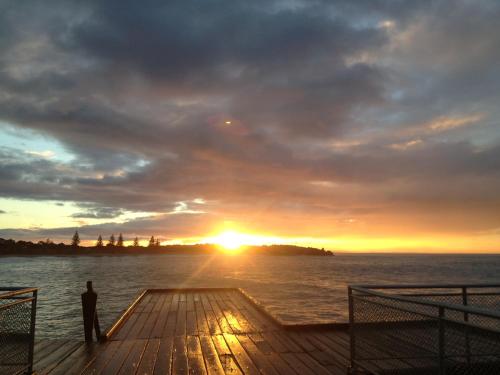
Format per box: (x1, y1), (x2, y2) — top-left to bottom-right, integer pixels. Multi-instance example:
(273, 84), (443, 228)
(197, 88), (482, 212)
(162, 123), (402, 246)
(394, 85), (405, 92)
(0, 288), (37, 375)
(349, 284), (500, 375)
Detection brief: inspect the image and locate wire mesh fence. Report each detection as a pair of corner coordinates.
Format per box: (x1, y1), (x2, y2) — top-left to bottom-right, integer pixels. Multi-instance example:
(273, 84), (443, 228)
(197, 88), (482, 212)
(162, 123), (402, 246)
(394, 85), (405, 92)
(0, 287), (37, 375)
(348, 284), (500, 375)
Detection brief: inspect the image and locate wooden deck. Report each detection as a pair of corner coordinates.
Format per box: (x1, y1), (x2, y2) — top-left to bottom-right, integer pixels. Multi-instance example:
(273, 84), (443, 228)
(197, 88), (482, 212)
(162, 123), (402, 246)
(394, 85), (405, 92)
(33, 288), (353, 375)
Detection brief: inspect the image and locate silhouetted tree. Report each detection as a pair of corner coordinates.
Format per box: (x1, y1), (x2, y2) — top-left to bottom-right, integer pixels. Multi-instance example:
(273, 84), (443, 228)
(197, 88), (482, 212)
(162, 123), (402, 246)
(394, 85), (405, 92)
(71, 231), (80, 247)
(155, 238), (160, 247)
(133, 237), (139, 247)
(108, 234), (115, 246)
(117, 233), (124, 247)
(96, 235), (103, 247)
(148, 236), (155, 247)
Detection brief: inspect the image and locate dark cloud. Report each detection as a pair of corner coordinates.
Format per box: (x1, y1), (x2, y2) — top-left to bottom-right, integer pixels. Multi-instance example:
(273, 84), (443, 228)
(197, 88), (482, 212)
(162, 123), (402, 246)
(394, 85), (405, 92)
(71, 205), (124, 219)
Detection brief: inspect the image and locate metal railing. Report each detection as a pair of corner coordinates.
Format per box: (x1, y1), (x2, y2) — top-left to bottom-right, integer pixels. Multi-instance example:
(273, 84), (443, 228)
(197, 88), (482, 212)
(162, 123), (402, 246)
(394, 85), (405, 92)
(348, 284), (500, 374)
(0, 287), (37, 375)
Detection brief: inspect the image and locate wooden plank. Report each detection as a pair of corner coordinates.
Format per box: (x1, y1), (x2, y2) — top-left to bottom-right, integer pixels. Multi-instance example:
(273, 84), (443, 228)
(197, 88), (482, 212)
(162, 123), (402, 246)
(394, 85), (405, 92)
(211, 335), (232, 356)
(170, 292), (180, 311)
(187, 335), (202, 354)
(186, 293), (195, 312)
(232, 292), (274, 327)
(280, 353), (316, 375)
(153, 337), (173, 375)
(99, 340), (135, 375)
(163, 310), (178, 337)
(34, 340), (66, 364)
(113, 313), (139, 341)
(208, 294), (233, 334)
(135, 338), (160, 375)
(204, 308), (222, 335)
(141, 294), (157, 313)
(267, 352), (299, 375)
(214, 299), (243, 333)
(33, 340), (59, 358)
(273, 332), (303, 353)
(126, 312), (150, 339)
(288, 332), (317, 352)
(223, 333), (260, 375)
(232, 301), (267, 332)
(237, 334), (280, 375)
(187, 336), (207, 375)
(261, 332), (288, 353)
(223, 299), (255, 333)
(135, 293), (153, 313)
(117, 339), (147, 375)
(140, 294), (168, 339)
(303, 334), (350, 373)
(295, 352), (335, 375)
(199, 335), (225, 375)
(81, 340), (121, 375)
(48, 343), (97, 375)
(151, 294), (173, 338)
(175, 301), (187, 336)
(248, 333), (275, 355)
(153, 293), (166, 312)
(195, 301), (210, 335)
(172, 336), (188, 375)
(315, 332), (350, 361)
(34, 340), (81, 374)
(186, 310), (197, 335)
(211, 335), (242, 375)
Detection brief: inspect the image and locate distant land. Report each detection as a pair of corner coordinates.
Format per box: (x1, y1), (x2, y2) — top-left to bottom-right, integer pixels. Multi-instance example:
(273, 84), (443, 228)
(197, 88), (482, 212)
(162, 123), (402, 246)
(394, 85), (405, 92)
(0, 238), (334, 256)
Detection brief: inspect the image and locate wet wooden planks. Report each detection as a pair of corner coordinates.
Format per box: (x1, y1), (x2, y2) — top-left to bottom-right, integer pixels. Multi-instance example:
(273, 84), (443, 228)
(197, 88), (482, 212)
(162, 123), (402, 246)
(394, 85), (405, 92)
(33, 289), (354, 374)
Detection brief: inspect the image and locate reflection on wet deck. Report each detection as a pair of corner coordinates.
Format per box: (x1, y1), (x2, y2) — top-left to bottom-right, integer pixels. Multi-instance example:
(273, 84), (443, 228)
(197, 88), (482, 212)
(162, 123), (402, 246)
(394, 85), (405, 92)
(34, 288), (351, 374)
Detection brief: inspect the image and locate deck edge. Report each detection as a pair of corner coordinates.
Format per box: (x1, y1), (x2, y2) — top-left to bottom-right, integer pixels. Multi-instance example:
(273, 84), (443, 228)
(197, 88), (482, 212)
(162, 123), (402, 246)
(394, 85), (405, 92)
(103, 289), (148, 341)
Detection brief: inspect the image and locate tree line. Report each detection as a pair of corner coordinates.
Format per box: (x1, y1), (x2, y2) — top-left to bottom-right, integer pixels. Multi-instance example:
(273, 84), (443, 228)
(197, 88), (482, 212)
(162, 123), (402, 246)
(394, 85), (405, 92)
(71, 231), (161, 247)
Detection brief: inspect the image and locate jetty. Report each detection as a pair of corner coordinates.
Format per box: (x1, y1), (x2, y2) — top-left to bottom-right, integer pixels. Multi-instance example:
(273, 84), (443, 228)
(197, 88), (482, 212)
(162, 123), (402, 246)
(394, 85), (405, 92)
(4, 284), (500, 374)
(31, 288), (351, 374)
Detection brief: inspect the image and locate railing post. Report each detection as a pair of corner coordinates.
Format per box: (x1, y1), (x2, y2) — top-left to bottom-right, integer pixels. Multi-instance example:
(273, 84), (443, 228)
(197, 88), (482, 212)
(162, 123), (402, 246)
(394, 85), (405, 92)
(82, 281), (101, 342)
(438, 306), (446, 375)
(26, 289), (37, 375)
(462, 287), (471, 365)
(348, 286), (356, 374)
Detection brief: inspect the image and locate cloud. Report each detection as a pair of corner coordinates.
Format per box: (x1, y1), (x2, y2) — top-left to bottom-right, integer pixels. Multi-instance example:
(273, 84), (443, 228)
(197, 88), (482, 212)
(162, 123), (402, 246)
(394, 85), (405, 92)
(1, 0), (500, 243)
(425, 114), (484, 133)
(71, 205), (124, 219)
(24, 150), (56, 159)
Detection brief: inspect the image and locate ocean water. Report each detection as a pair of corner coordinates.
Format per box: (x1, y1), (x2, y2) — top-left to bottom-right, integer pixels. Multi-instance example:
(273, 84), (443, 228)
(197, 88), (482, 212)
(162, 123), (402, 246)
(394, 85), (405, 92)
(1, 253), (499, 338)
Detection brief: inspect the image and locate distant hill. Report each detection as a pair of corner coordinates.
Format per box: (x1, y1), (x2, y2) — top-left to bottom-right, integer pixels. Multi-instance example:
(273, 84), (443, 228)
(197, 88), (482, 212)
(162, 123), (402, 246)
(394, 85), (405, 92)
(0, 238), (334, 256)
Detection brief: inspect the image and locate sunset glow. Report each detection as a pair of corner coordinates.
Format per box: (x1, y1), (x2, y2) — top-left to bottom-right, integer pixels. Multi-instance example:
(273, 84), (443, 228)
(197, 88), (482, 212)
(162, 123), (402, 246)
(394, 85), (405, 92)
(205, 230), (283, 251)
(212, 231), (244, 250)
(1, 1), (499, 253)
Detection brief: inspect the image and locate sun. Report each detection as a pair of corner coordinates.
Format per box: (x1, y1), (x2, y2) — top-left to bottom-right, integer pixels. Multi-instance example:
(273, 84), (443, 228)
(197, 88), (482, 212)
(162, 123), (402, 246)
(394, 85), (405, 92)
(213, 230), (245, 251)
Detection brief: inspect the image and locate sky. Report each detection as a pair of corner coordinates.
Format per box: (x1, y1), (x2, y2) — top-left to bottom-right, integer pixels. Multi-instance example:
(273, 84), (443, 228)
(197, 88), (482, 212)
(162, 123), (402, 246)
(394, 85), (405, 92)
(0, 0), (499, 252)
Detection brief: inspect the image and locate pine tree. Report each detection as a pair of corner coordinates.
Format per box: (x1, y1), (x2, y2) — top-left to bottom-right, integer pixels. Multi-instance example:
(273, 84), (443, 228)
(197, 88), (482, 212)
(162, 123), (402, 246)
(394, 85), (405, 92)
(155, 238), (160, 247)
(109, 234), (115, 246)
(96, 235), (103, 247)
(71, 231), (80, 247)
(133, 237), (139, 247)
(117, 233), (124, 247)
(148, 236), (155, 247)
